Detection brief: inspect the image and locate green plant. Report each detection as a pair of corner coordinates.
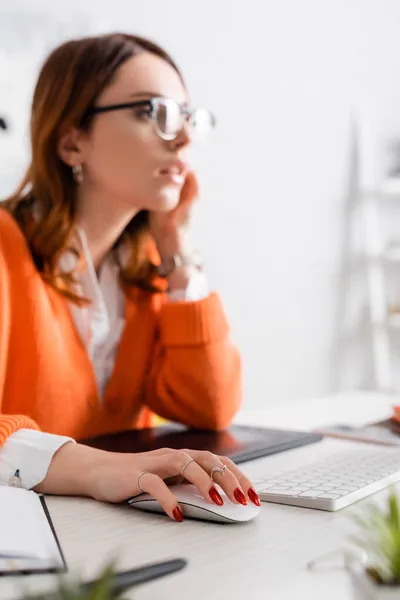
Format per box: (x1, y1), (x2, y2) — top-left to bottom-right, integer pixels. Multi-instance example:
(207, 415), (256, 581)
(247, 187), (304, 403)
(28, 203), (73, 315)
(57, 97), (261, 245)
(352, 489), (400, 586)
(20, 562), (129, 600)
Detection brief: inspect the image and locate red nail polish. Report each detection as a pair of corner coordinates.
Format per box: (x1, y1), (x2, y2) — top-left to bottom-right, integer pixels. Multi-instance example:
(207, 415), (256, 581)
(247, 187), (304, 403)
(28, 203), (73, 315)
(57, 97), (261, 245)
(209, 486), (224, 506)
(248, 487), (261, 507)
(172, 506), (184, 522)
(234, 488), (247, 506)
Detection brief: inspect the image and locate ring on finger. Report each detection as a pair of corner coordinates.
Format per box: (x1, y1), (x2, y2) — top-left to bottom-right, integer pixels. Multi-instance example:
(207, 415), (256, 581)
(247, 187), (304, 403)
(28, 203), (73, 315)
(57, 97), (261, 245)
(210, 464), (228, 483)
(137, 471), (150, 493)
(180, 458), (195, 478)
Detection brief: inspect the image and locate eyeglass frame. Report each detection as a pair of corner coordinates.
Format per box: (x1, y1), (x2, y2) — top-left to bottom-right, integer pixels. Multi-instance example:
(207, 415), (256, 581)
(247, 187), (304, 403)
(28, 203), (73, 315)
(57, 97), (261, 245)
(85, 96), (216, 141)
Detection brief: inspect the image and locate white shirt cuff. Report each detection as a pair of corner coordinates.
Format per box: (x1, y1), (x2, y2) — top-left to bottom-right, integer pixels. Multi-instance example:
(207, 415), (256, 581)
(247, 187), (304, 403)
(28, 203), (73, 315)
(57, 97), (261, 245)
(0, 428), (75, 490)
(167, 271), (209, 302)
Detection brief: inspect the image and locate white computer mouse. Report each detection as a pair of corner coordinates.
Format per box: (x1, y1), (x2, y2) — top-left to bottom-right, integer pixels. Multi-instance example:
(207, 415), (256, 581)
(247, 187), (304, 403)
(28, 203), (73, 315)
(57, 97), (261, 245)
(128, 484), (261, 524)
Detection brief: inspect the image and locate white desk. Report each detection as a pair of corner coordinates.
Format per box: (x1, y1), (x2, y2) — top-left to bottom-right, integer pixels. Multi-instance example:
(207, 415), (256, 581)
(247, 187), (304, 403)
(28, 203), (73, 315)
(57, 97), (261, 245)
(1, 391), (398, 600)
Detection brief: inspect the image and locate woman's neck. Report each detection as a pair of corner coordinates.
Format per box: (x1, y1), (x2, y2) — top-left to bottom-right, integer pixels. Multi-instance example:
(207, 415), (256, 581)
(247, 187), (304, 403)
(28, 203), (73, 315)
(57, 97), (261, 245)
(76, 187), (139, 271)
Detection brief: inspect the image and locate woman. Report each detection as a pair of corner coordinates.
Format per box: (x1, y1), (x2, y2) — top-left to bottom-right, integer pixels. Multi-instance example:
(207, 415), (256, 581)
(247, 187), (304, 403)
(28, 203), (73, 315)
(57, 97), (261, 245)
(0, 33), (260, 521)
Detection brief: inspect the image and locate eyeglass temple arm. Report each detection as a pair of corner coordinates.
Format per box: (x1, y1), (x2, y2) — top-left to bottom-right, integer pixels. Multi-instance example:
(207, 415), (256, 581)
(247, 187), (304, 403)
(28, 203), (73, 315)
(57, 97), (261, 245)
(87, 99), (151, 115)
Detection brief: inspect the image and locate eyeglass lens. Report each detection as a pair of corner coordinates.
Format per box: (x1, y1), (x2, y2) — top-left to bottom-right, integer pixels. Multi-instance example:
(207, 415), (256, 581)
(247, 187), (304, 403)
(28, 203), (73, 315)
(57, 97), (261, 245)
(152, 98), (214, 140)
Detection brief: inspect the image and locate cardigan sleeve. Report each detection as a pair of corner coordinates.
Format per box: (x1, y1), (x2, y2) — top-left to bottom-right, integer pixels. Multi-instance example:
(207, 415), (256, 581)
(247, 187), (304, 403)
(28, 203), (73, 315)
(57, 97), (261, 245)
(0, 212), (40, 446)
(144, 293), (243, 430)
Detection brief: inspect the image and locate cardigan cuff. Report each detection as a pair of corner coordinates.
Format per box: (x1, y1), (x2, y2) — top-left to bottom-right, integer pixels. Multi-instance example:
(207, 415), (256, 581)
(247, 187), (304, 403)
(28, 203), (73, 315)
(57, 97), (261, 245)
(159, 292), (230, 347)
(0, 415), (40, 446)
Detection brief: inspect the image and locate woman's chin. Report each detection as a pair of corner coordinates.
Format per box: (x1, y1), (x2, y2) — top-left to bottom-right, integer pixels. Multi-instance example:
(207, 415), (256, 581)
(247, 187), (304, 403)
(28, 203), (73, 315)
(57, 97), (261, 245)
(151, 189), (181, 212)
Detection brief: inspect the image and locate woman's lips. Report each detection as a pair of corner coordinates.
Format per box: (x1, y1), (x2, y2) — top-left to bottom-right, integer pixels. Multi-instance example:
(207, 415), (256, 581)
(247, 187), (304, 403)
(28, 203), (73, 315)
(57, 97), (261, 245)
(158, 164), (186, 185)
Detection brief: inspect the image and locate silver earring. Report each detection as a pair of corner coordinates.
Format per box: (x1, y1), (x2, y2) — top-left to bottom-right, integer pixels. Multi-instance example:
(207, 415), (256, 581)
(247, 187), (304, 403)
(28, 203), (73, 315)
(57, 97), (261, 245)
(72, 164), (83, 184)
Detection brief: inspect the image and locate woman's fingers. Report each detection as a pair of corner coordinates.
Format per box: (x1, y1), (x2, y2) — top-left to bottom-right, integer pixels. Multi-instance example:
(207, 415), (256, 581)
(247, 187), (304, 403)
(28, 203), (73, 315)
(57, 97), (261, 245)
(218, 457), (261, 506)
(135, 472), (184, 522)
(134, 448), (260, 508)
(182, 450), (248, 506)
(166, 451), (224, 506)
(145, 451), (224, 506)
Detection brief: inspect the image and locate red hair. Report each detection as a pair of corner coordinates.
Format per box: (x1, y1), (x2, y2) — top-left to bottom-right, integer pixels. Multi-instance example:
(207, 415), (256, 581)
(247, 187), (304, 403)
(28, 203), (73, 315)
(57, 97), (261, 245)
(2, 33), (182, 304)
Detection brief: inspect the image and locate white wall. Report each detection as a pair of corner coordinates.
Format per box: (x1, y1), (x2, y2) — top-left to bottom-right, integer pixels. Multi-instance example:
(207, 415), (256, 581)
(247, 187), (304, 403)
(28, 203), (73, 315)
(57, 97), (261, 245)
(2, 0), (400, 406)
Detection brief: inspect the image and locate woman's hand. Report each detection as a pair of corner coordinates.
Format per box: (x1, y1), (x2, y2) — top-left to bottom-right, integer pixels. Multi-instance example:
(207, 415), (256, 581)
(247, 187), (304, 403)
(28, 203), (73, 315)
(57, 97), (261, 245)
(149, 171), (200, 291)
(36, 443), (260, 522)
(88, 447), (261, 522)
(149, 170), (199, 240)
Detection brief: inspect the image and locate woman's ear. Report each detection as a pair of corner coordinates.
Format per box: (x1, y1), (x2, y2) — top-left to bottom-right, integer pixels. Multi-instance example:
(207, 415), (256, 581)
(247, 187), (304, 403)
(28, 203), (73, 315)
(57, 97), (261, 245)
(57, 127), (86, 167)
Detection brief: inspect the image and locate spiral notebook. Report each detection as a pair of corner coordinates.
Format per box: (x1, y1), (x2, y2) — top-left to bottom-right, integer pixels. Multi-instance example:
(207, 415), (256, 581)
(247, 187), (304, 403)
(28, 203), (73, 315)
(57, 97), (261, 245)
(0, 486), (66, 575)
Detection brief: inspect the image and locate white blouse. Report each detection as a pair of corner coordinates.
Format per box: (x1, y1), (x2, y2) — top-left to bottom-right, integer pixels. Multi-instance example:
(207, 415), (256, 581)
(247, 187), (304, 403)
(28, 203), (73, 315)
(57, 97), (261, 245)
(0, 229), (208, 489)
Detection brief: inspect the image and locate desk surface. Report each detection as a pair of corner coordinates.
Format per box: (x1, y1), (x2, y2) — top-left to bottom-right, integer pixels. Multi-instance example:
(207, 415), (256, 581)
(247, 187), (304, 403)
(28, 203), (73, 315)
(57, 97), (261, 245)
(1, 390), (398, 600)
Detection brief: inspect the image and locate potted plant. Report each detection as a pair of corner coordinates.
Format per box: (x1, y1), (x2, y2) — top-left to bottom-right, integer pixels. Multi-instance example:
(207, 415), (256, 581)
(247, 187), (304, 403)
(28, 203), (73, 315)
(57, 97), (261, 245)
(349, 489), (400, 599)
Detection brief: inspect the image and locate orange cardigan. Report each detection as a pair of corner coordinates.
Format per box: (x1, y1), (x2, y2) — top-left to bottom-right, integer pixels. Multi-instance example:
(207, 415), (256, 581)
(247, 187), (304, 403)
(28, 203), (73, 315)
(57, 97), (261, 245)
(0, 210), (242, 446)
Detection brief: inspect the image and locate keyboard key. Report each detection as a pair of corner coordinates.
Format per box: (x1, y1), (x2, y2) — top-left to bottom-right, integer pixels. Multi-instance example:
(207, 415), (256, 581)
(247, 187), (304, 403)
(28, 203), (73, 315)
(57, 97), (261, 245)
(262, 489), (301, 496)
(284, 480), (305, 485)
(303, 481), (324, 487)
(259, 480), (281, 486)
(318, 494), (341, 500)
(350, 480), (371, 486)
(297, 490), (327, 498)
(327, 479), (347, 486)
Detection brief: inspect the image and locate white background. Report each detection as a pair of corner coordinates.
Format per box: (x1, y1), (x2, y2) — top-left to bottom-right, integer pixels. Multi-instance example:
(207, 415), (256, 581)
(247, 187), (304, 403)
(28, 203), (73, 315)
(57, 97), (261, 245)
(2, 0), (400, 406)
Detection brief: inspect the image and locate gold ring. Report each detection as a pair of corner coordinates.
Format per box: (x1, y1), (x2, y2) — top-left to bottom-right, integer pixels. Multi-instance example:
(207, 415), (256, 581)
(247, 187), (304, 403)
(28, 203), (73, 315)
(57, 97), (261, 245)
(180, 458), (195, 478)
(210, 465), (227, 483)
(137, 472), (149, 493)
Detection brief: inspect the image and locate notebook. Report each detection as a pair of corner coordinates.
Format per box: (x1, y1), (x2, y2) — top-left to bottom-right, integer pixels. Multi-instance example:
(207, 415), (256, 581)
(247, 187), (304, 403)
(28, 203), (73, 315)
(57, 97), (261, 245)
(0, 486), (66, 575)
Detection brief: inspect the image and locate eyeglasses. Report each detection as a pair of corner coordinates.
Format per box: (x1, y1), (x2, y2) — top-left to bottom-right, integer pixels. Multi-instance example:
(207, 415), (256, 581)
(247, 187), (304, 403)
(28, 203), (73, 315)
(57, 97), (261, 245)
(87, 96), (216, 141)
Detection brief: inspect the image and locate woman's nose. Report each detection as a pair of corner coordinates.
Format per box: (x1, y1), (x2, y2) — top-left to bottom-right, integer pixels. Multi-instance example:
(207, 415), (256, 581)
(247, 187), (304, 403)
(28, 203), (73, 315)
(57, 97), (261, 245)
(169, 120), (191, 150)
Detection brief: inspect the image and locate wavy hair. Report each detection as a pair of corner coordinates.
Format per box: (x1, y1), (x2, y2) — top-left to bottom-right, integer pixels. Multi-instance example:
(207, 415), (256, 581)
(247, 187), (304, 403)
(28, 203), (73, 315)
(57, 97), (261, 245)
(2, 33), (182, 304)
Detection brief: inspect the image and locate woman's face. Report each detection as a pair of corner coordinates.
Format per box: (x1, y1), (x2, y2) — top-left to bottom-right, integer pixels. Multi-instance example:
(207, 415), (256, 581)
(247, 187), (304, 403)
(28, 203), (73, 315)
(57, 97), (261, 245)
(73, 52), (191, 213)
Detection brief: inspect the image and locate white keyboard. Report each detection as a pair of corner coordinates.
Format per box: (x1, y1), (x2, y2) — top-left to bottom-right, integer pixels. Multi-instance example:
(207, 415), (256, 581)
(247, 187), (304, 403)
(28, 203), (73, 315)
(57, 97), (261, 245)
(253, 447), (400, 511)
